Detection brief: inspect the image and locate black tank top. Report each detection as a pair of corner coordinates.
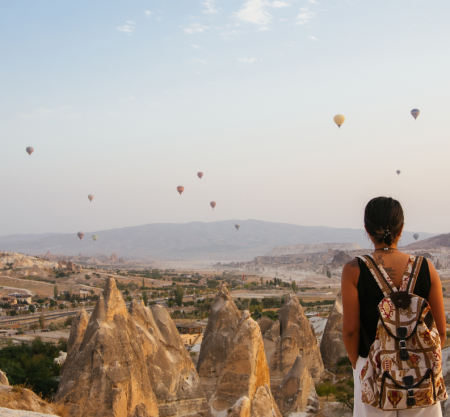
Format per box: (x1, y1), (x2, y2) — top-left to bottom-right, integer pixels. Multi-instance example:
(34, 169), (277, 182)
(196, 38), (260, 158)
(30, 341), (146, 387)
(357, 257), (431, 358)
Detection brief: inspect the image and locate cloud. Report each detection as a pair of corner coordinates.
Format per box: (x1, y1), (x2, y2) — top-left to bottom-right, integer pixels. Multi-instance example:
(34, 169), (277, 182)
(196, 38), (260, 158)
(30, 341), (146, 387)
(259, 26), (270, 30)
(192, 59), (208, 64)
(202, 0), (218, 13)
(191, 44), (201, 49)
(144, 10), (153, 16)
(239, 57), (257, 64)
(235, 0), (272, 25)
(307, 35), (318, 40)
(270, 1), (290, 8)
(184, 23), (208, 34)
(308, 0), (319, 3)
(116, 21), (135, 34)
(234, 0), (291, 26)
(295, 8), (314, 25)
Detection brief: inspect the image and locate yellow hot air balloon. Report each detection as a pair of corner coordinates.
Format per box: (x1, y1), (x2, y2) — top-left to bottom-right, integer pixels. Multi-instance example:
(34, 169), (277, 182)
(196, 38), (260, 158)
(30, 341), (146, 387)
(334, 114), (345, 128)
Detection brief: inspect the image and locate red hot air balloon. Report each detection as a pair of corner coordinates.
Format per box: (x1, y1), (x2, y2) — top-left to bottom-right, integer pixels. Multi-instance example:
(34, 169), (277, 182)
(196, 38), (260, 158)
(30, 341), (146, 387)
(210, 201), (216, 210)
(26, 147), (34, 155)
(197, 172), (203, 179)
(77, 232), (85, 240)
(177, 186), (184, 195)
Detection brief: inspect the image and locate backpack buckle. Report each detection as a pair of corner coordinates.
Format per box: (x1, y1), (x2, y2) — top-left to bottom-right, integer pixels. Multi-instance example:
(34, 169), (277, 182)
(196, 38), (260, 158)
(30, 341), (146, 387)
(397, 328), (410, 360)
(403, 376), (416, 406)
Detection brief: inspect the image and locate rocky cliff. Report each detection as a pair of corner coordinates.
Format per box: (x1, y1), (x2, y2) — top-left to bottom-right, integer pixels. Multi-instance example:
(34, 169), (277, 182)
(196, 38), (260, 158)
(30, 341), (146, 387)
(320, 291), (346, 368)
(266, 243), (363, 256)
(55, 278), (159, 417)
(130, 300), (207, 416)
(274, 355), (319, 414)
(208, 311), (281, 417)
(0, 370), (56, 415)
(0, 253), (59, 270)
(259, 294), (324, 392)
(196, 285), (241, 401)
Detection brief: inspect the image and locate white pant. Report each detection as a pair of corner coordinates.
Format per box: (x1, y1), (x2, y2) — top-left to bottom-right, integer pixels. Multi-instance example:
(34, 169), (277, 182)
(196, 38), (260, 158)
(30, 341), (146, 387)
(353, 356), (443, 417)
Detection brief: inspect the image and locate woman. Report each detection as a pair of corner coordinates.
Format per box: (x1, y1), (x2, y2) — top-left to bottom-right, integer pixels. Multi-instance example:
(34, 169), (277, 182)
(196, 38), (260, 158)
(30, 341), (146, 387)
(341, 197), (446, 416)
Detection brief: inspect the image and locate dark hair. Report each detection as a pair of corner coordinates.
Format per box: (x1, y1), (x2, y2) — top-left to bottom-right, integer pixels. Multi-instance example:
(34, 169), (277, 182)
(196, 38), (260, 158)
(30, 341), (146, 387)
(364, 197), (404, 246)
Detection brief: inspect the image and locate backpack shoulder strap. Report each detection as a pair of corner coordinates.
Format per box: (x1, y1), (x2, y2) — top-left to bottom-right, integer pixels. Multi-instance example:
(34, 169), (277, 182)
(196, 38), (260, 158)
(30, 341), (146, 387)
(357, 255), (396, 297)
(405, 256), (423, 294)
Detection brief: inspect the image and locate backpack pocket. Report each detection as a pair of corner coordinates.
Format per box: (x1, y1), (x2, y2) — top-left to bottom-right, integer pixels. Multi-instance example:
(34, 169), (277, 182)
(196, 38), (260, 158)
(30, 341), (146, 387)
(379, 368), (436, 410)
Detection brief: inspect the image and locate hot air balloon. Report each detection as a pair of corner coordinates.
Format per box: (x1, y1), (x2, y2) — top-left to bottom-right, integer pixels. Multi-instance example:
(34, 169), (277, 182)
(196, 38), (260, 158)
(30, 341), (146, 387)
(77, 232), (85, 240)
(26, 147), (34, 155)
(88, 194), (94, 202)
(235, 224), (240, 231)
(210, 201), (216, 210)
(411, 109), (420, 120)
(396, 170), (401, 175)
(413, 233), (419, 241)
(334, 114), (345, 128)
(197, 172), (203, 179)
(92, 235), (98, 242)
(177, 186), (184, 195)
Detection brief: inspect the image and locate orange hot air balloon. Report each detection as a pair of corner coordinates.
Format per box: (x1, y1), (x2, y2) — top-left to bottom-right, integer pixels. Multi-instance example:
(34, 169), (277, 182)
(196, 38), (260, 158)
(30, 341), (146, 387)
(88, 194), (94, 202)
(210, 201), (216, 210)
(197, 172), (203, 179)
(77, 232), (85, 240)
(177, 186), (185, 195)
(26, 147), (34, 155)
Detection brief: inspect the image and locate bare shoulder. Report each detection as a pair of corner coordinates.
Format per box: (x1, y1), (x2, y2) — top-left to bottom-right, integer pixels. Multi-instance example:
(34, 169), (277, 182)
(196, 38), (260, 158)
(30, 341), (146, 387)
(425, 258), (439, 282)
(342, 258), (360, 285)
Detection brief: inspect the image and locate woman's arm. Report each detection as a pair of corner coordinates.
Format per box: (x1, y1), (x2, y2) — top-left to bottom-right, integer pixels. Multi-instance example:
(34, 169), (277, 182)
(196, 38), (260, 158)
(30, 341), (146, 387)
(426, 260), (446, 346)
(341, 258), (361, 369)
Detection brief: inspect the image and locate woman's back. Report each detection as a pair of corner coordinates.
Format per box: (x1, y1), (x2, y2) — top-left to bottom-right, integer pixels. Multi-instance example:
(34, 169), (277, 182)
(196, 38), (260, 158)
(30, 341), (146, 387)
(357, 252), (431, 358)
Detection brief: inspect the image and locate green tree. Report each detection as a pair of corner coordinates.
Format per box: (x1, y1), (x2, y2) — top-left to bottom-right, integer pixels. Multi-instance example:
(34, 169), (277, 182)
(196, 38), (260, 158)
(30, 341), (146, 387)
(291, 281), (298, 292)
(85, 274), (91, 280)
(54, 285), (58, 298)
(29, 323), (39, 333)
(142, 278), (145, 289)
(327, 270), (332, 278)
(28, 305), (35, 313)
(260, 277), (263, 285)
(124, 288), (130, 296)
(315, 381), (336, 400)
(142, 291), (148, 307)
(175, 285), (183, 307)
(39, 314), (46, 330)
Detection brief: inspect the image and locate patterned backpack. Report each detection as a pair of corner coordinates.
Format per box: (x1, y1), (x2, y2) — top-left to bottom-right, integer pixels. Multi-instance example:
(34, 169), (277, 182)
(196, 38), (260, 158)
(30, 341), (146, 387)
(357, 254), (447, 410)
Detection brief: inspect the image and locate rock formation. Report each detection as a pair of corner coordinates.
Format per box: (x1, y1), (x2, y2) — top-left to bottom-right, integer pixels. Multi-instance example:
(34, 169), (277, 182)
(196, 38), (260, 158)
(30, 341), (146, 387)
(330, 251), (352, 268)
(274, 355), (319, 414)
(259, 294), (324, 393)
(0, 371), (8, 386)
(0, 372), (55, 415)
(320, 291), (346, 368)
(53, 351), (67, 366)
(208, 311), (281, 417)
(129, 300), (207, 416)
(55, 278), (159, 417)
(57, 260), (82, 272)
(197, 285), (241, 401)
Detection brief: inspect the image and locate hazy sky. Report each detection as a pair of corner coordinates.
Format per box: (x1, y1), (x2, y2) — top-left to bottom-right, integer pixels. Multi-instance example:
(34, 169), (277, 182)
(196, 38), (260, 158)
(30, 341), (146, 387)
(1, 0), (450, 236)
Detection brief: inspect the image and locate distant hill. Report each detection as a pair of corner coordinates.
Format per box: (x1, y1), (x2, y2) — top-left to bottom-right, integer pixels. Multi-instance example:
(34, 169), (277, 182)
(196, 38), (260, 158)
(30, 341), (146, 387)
(266, 242), (363, 256)
(0, 220), (437, 261)
(403, 233), (450, 250)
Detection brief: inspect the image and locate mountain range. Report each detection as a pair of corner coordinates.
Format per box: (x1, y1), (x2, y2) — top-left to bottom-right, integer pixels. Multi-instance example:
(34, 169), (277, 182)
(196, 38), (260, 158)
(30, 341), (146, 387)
(0, 220), (437, 261)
